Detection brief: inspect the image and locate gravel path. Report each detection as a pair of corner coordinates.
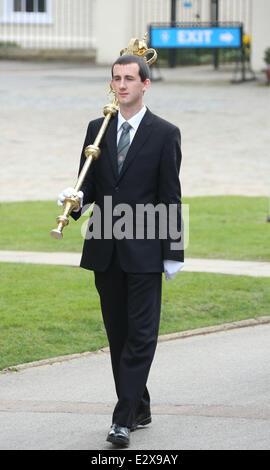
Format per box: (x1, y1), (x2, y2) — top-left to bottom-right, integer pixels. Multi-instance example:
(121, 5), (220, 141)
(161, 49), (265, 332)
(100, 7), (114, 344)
(1, 61), (269, 202)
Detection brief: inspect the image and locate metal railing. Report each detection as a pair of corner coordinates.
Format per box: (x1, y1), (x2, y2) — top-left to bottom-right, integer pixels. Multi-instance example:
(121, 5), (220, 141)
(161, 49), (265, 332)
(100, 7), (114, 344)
(0, 0), (95, 49)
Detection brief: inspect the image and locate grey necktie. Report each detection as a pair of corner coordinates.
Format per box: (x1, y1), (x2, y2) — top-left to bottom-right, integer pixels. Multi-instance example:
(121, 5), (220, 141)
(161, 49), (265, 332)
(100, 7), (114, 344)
(117, 121), (132, 173)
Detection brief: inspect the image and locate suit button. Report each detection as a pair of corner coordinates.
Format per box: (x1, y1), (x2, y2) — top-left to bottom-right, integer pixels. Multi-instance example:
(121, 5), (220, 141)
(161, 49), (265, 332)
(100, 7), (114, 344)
(115, 186), (119, 192)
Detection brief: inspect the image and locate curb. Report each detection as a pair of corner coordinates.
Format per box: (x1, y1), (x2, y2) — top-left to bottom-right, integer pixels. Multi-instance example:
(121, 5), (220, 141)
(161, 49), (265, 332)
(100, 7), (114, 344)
(1, 316), (270, 375)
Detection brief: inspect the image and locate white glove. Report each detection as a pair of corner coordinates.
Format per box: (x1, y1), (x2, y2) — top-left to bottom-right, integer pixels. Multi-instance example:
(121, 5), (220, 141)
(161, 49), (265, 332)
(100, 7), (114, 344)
(164, 260), (184, 280)
(57, 187), (84, 212)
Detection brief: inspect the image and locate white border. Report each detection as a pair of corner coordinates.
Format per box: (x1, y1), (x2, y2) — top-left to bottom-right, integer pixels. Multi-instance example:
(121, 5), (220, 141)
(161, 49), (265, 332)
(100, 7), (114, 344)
(1, 0), (53, 24)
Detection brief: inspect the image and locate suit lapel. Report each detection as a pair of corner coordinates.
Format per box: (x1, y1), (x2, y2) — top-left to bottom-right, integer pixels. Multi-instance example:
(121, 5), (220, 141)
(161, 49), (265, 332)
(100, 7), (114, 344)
(104, 114), (118, 180)
(117, 108), (154, 182)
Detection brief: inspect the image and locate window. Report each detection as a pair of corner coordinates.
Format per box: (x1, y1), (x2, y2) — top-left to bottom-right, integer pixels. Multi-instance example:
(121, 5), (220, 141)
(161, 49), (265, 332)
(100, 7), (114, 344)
(14, 0), (46, 13)
(1, 0), (52, 23)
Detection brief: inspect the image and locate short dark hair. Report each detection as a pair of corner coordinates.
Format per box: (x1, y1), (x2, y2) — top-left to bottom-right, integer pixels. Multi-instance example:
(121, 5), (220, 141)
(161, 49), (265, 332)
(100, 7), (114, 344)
(111, 55), (150, 82)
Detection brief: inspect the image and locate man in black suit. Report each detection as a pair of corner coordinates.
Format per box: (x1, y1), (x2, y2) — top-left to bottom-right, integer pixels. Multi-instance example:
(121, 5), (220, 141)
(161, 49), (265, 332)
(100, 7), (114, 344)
(58, 54), (184, 447)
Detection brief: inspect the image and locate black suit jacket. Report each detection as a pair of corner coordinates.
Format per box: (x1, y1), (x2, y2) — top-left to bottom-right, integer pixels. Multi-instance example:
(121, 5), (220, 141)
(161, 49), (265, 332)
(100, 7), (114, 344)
(72, 108), (183, 272)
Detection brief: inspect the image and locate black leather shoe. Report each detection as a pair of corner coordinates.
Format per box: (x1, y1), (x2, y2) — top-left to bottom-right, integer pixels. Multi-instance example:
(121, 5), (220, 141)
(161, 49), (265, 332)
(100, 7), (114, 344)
(106, 424), (130, 447)
(130, 412), (152, 432)
(106, 423), (117, 441)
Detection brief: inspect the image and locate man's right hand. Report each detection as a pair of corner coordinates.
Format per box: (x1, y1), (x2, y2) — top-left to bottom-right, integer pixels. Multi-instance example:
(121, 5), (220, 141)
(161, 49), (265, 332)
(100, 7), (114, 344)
(57, 187), (84, 212)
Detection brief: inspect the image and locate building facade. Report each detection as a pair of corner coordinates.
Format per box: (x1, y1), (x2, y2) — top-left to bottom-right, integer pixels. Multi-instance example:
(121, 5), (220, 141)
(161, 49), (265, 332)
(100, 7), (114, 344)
(0, 0), (268, 71)
(0, 0), (96, 50)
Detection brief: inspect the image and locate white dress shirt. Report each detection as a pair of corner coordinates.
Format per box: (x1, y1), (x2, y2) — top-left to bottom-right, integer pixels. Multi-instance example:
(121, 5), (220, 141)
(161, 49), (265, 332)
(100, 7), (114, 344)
(117, 105), (147, 145)
(117, 106), (184, 280)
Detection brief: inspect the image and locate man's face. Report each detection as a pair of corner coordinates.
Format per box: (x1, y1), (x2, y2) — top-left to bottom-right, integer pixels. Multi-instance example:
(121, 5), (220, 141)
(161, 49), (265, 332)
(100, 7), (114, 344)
(110, 63), (150, 108)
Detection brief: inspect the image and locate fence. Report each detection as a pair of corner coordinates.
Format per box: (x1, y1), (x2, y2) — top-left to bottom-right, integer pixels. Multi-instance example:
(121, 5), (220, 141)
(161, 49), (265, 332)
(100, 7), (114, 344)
(0, 0), (96, 50)
(131, 0), (252, 39)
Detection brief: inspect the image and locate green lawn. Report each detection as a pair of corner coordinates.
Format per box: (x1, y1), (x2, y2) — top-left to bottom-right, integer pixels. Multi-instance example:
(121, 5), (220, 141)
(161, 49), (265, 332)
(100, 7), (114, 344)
(0, 262), (269, 371)
(0, 196), (269, 260)
(185, 196), (270, 261)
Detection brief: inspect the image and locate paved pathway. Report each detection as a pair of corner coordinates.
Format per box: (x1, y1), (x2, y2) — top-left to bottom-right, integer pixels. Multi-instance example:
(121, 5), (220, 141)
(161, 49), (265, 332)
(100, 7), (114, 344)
(0, 322), (269, 450)
(1, 62), (270, 202)
(0, 250), (270, 277)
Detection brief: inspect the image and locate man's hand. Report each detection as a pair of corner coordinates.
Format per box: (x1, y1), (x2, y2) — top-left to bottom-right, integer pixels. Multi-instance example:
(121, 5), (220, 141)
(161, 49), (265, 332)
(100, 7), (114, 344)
(163, 260), (184, 280)
(57, 187), (84, 212)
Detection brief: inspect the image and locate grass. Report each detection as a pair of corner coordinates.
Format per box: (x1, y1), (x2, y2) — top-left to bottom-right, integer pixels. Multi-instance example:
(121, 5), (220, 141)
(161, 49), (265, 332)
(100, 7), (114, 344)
(0, 262), (269, 371)
(0, 263), (104, 370)
(0, 200), (84, 253)
(185, 196), (270, 261)
(0, 196), (269, 260)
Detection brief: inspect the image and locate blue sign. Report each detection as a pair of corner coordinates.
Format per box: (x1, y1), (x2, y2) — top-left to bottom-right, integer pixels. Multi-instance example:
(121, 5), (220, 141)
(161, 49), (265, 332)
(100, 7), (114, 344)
(150, 26), (242, 48)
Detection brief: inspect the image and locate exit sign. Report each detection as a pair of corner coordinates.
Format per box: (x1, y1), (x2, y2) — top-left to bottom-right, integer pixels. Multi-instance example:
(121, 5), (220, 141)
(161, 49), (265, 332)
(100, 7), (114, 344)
(150, 23), (243, 49)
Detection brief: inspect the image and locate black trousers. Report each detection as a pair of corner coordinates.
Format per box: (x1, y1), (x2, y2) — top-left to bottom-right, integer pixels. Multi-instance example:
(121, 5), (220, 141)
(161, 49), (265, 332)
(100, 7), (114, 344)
(94, 247), (162, 428)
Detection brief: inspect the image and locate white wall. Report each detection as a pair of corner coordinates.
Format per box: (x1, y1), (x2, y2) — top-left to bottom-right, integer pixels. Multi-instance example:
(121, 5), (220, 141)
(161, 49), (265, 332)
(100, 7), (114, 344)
(250, 0), (270, 71)
(95, 0), (133, 64)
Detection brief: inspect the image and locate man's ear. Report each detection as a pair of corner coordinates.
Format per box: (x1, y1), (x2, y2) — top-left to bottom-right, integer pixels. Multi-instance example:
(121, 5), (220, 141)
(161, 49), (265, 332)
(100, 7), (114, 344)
(142, 78), (151, 92)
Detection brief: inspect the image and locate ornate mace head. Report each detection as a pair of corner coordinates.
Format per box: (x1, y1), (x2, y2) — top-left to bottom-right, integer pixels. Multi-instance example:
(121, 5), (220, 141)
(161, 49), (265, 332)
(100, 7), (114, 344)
(120, 33), (157, 66)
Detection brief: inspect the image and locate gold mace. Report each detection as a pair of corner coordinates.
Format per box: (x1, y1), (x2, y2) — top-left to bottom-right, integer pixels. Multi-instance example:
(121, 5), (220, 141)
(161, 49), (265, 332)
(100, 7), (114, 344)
(50, 33), (157, 240)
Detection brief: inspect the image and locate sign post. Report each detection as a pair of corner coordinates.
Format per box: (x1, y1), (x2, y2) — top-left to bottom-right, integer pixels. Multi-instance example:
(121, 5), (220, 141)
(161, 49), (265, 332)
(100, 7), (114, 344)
(211, 0), (219, 69)
(169, 0), (177, 68)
